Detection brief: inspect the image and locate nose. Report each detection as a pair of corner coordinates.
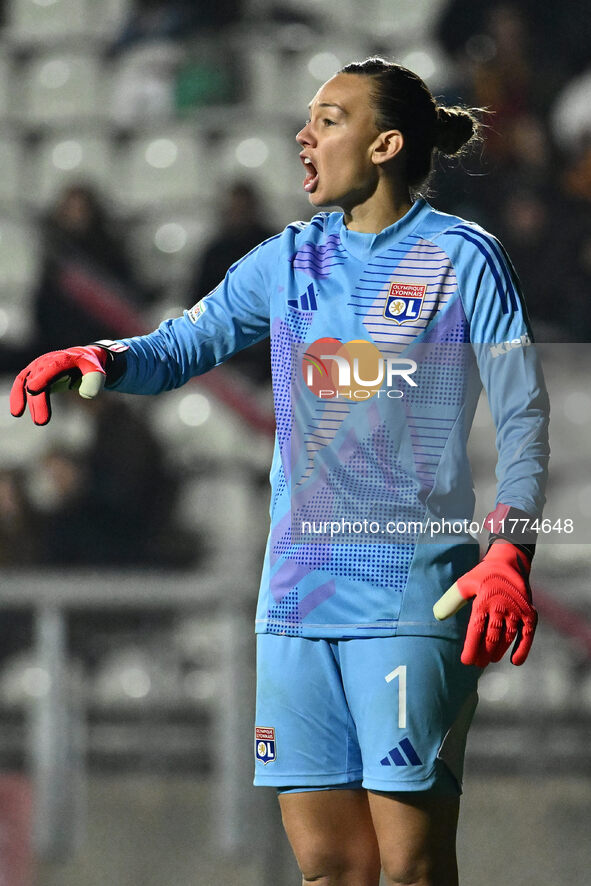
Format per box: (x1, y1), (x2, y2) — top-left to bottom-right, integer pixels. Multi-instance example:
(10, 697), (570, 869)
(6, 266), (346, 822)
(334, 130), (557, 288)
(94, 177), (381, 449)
(296, 121), (315, 147)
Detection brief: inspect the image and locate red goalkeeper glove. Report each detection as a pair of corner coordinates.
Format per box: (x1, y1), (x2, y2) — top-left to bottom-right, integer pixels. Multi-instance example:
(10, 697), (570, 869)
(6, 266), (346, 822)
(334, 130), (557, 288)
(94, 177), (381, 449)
(433, 542), (537, 667)
(10, 345), (109, 426)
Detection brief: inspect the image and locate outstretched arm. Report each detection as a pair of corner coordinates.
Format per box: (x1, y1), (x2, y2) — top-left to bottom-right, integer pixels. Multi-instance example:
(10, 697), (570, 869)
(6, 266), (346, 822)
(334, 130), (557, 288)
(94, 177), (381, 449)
(10, 234), (277, 423)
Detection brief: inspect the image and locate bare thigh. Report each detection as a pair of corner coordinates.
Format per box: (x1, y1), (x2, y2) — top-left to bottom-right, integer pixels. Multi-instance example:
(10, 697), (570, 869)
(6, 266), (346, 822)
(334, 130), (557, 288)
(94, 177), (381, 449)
(368, 790), (460, 886)
(279, 788), (381, 886)
(278, 788), (460, 886)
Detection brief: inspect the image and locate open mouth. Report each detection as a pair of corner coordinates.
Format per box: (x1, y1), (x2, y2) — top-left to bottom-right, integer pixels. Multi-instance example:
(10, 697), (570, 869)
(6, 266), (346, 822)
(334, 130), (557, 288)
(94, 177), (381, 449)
(301, 156), (319, 193)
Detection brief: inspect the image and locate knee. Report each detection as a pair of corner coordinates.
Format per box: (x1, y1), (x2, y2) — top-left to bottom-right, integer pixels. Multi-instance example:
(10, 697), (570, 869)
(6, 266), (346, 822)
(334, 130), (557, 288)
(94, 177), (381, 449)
(297, 838), (379, 884)
(381, 854), (456, 886)
(381, 858), (424, 886)
(297, 840), (340, 882)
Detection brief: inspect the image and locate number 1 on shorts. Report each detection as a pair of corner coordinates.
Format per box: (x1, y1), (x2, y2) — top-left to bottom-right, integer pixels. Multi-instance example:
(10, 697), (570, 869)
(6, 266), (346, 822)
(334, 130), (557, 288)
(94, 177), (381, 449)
(385, 665), (407, 729)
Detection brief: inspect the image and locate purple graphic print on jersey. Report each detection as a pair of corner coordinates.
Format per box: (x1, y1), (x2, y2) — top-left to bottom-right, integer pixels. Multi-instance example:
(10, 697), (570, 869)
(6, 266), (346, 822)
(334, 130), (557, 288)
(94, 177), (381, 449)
(291, 233), (347, 279)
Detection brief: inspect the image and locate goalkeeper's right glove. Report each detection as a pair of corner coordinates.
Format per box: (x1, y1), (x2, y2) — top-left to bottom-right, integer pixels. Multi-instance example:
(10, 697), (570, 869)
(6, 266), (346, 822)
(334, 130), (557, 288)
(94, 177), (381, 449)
(10, 344), (119, 426)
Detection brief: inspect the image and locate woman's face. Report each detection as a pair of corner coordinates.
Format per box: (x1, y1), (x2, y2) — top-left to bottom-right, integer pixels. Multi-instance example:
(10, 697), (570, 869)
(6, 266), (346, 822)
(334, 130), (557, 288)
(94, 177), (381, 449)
(58, 190), (94, 232)
(296, 73), (382, 211)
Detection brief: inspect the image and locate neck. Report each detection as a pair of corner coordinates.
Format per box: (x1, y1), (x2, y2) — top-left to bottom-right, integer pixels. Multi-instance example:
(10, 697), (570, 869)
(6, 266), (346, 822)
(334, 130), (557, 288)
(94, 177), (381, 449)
(343, 178), (413, 234)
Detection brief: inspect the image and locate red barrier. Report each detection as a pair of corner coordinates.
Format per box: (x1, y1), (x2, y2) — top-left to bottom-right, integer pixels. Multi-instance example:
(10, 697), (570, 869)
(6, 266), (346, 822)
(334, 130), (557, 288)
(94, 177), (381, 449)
(0, 774), (33, 886)
(534, 587), (591, 660)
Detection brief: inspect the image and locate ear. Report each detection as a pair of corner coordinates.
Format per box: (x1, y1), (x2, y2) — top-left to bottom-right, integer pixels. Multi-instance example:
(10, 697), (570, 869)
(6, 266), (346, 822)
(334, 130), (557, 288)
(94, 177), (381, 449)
(371, 130), (404, 166)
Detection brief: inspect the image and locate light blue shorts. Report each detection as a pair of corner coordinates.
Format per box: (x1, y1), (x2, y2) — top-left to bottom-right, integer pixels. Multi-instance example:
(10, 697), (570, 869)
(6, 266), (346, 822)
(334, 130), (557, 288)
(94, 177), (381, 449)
(254, 633), (480, 795)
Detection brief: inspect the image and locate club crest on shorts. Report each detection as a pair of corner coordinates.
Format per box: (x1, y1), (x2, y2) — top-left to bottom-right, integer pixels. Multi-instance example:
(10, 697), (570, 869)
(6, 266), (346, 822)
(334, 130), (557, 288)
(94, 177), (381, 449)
(255, 726), (276, 764)
(383, 282), (427, 325)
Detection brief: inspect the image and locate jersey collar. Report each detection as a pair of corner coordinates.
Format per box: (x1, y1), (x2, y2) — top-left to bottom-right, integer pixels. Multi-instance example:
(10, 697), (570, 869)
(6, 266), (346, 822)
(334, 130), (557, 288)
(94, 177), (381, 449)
(338, 198), (429, 261)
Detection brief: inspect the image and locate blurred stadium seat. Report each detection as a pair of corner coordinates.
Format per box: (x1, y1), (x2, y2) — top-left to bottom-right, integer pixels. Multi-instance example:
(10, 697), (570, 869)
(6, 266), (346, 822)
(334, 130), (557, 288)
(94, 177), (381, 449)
(17, 51), (106, 129)
(0, 138), (24, 208)
(281, 0), (359, 29)
(114, 127), (214, 212)
(92, 645), (181, 708)
(279, 44), (373, 116)
(0, 55), (13, 121)
(5, 0), (91, 45)
(4, 0), (132, 44)
(215, 125), (301, 201)
(367, 0), (448, 43)
(22, 131), (115, 210)
(243, 47), (291, 117)
(0, 380), (52, 468)
(86, 0), (133, 41)
(0, 651), (47, 707)
(0, 287), (35, 348)
(477, 624), (575, 714)
(174, 473), (261, 552)
(129, 209), (213, 287)
(0, 216), (40, 289)
(147, 382), (273, 466)
(148, 386), (237, 462)
(173, 615), (222, 667)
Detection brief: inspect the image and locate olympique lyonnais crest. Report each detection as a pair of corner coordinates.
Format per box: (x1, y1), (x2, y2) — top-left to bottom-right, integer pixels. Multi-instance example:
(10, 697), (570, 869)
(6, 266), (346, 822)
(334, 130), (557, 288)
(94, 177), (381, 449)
(383, 282), (427, 325)
(255, 726), (276, 764)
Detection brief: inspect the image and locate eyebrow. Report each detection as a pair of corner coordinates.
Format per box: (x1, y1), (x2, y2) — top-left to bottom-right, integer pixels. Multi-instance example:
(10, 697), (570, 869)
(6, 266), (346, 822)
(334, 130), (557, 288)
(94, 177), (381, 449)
(307, 101), (347, 114)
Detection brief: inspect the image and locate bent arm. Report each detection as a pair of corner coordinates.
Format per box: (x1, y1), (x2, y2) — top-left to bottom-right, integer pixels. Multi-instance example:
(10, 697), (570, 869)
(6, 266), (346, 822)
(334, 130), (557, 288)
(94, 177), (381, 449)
(451, 228), (550, 519)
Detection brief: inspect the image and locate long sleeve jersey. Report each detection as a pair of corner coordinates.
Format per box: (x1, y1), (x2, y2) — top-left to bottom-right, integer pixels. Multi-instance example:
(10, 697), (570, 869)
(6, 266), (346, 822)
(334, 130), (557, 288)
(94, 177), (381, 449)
(109, 198), (549, 640)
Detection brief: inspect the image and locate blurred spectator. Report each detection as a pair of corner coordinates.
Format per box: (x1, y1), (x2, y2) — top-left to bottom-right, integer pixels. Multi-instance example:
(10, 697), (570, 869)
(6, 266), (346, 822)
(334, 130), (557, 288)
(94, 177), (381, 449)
(558, 148), (591, 341)
(434, 0), (591, 342)
(186, 181), (275, 383)
(0, 469), (39, 567)
(82, 397), (192, 568)
(25, 399), (196, 569)
(26, 447), (94, 566)
(437, 0), (590, 86)
(492, 185), (589, 341)
(562, 145), (591, 205)
(503, 114), (552, 184)
(33, 182), (152, 354)
(110, 0), (241, 54)
(463, 5), (553, 163)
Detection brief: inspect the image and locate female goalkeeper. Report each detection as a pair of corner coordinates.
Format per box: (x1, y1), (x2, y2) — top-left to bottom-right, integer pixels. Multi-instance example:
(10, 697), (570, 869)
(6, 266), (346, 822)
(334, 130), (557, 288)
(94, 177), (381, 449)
(11, 58), (549, 886)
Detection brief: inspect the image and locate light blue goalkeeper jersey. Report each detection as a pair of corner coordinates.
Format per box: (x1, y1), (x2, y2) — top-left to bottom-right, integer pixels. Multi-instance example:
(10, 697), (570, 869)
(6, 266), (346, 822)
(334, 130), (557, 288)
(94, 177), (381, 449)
(109, 198), (549, 640)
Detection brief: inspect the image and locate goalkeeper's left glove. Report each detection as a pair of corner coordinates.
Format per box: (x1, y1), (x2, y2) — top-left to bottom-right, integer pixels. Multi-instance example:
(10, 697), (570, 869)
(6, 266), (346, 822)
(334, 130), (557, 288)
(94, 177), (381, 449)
(433, 540), (537, 668)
